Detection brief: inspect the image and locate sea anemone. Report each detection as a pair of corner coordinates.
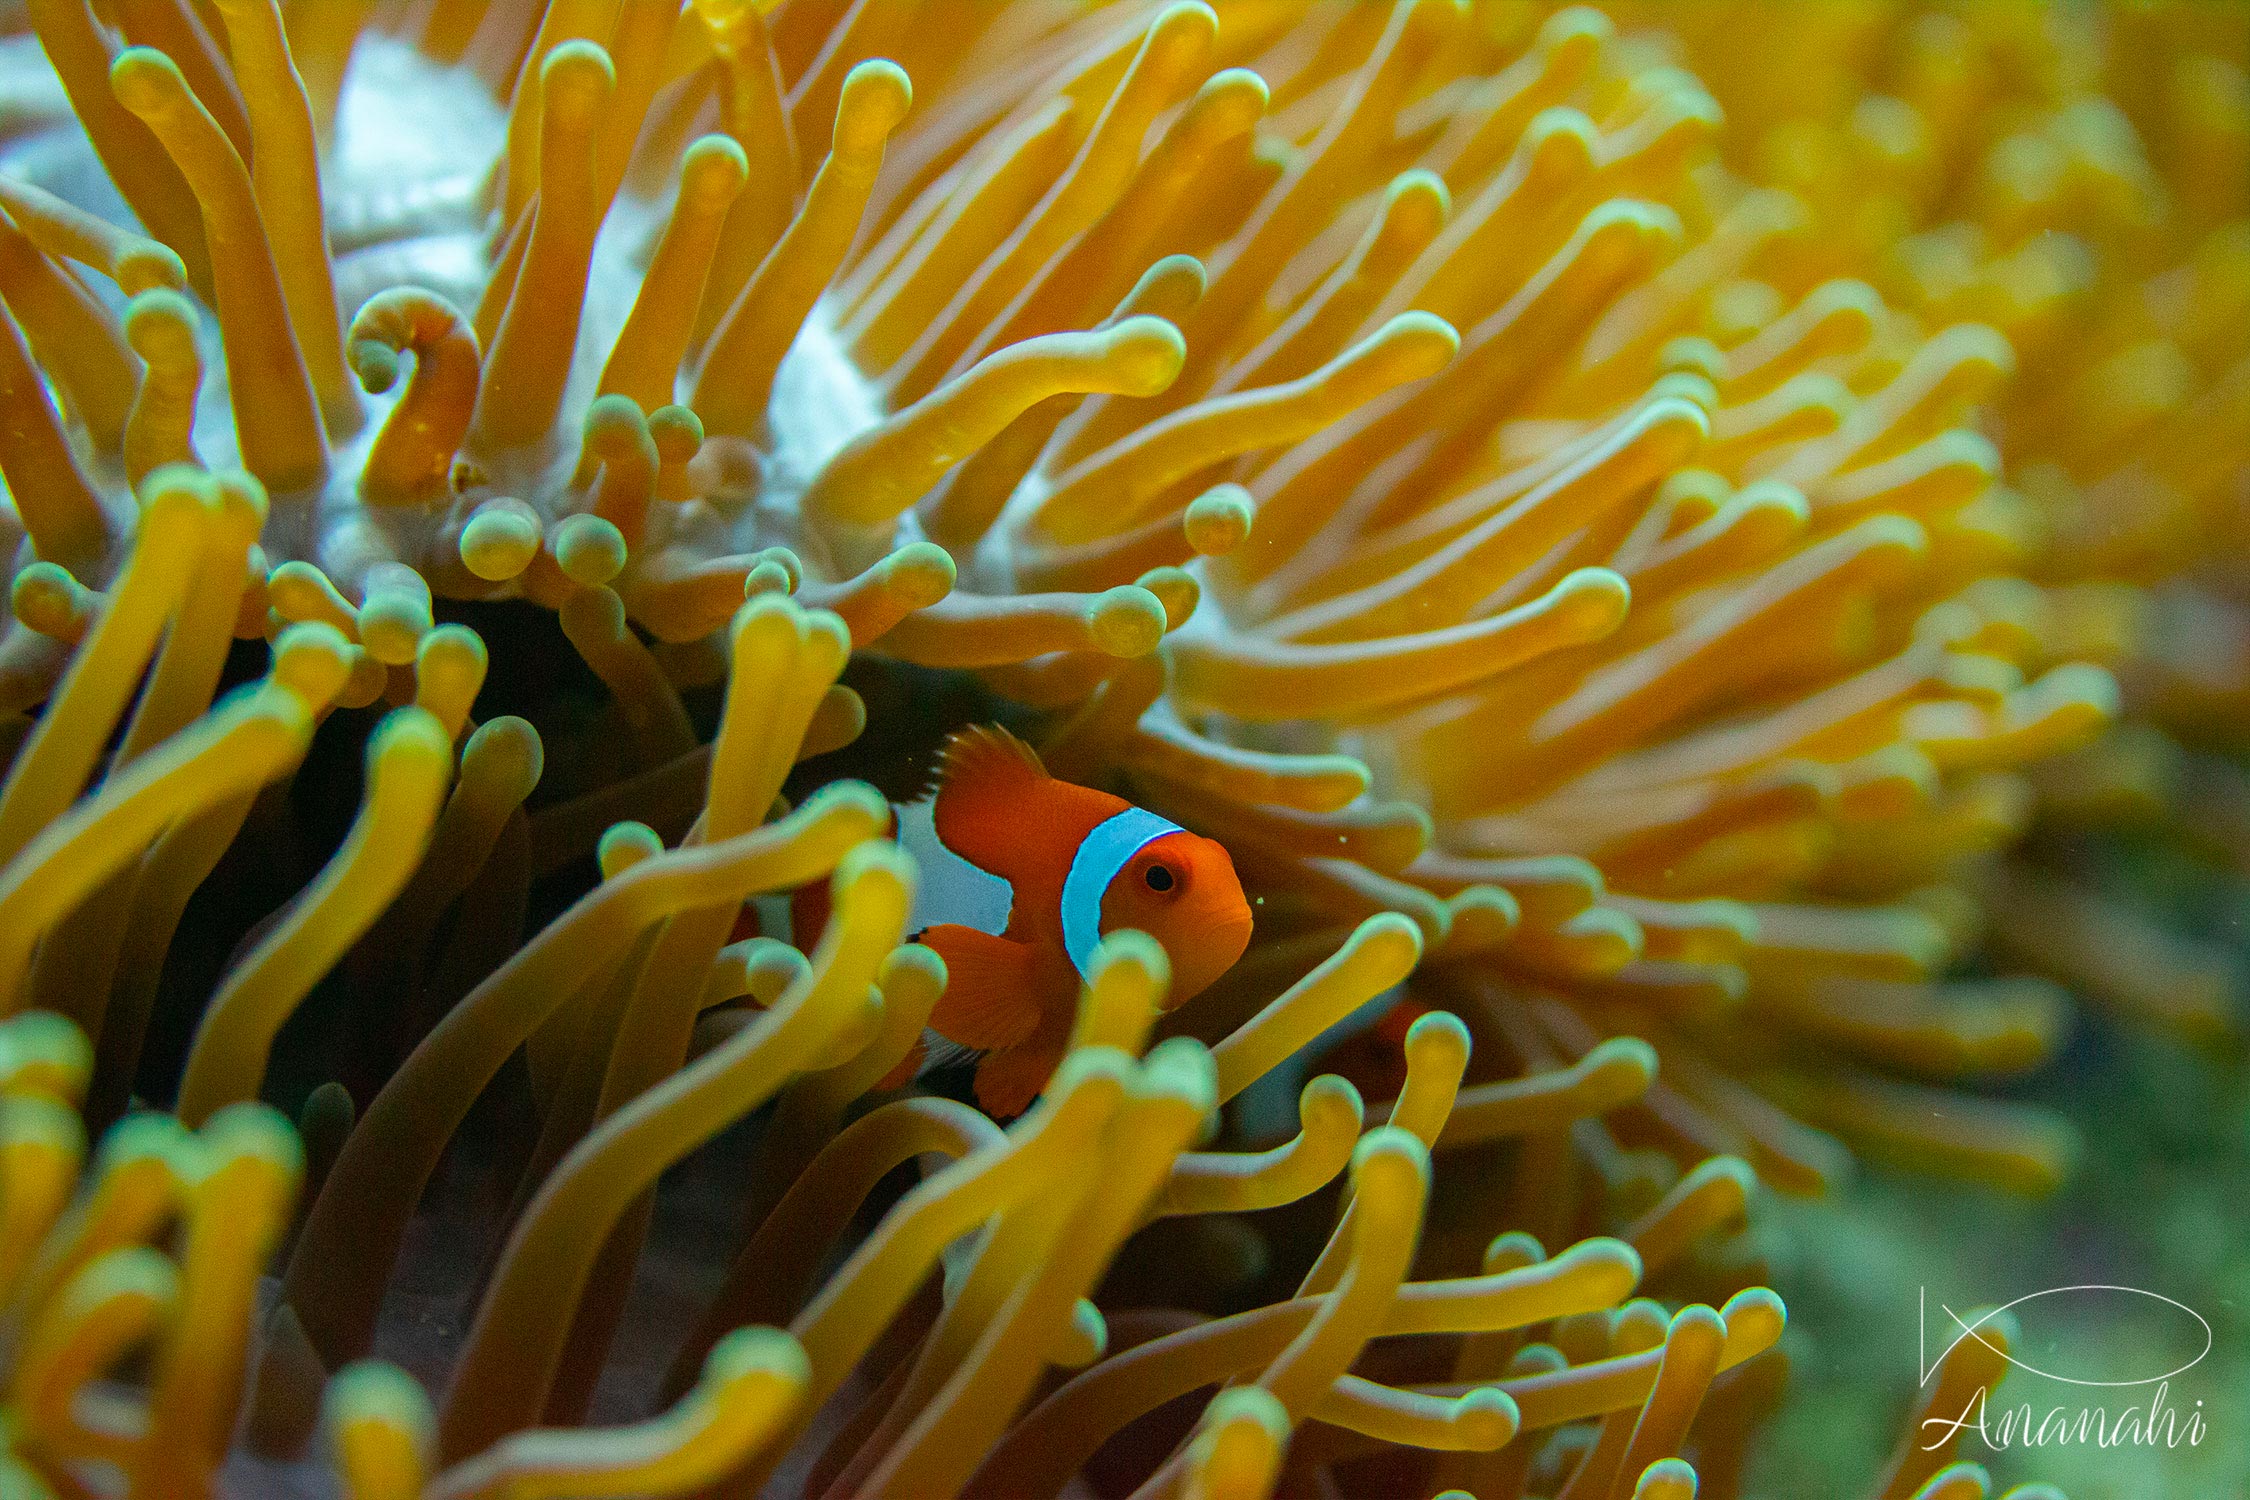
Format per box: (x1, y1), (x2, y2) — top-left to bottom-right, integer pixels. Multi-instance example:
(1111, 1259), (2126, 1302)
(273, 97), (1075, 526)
(0, 995), (2062, 1500)
(1633, 0), (2250, 1043)
(0, 0), (2131, 1494)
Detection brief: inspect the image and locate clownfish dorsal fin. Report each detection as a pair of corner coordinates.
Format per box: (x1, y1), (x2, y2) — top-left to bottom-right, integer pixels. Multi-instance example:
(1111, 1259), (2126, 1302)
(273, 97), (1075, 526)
(937, 722), (1047, 787)
(930, 724), (1053, 879)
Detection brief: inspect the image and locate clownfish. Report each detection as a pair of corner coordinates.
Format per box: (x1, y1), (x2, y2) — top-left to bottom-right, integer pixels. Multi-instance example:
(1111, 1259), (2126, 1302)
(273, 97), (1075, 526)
(809, 725), (1253, 1117)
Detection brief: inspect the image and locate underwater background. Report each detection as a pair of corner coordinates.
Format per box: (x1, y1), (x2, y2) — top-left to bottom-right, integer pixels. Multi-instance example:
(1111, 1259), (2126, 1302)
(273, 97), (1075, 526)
(0, 1), (2242, 1496)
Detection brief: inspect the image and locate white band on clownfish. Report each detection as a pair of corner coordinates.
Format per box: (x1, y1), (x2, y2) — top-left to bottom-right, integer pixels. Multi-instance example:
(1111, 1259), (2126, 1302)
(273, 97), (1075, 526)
(1060, 807), (1183, 980)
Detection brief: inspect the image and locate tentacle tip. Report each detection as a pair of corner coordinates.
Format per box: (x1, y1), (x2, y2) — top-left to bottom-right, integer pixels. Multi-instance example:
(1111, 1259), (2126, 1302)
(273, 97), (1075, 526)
(1553, 567), (1631, 640)
(649, 405), (706, 463)
(838, 59), (914, 148)
(1184, 484), (1254, 555)
(1456, 1385), (1519, 1446)
(552, 515), (628, 588)
(1153, 1), (1221, 41)
(198, 1099), (307, 1177)
(348, 340), (401, 395)
(1302, 1071), (1365, 1121)
(681, 133), (753, 198)
(703, 1325), (811, 1389)
(1401, 1007), (1471, 1064)
(323, 1359), (435, 1445)
(1091, 926), (1171, 988)
(109, 46), (190, 113)
(125, 287), (201, 354)
(369, 703), (455, 771)
(460, 506), (543, 582)
(1356, 910), (1427, 971)
(1087, 585), (1170, 656)
(880, 939), (947, 992)
(1350, 1123), (1433, 1187)
(1587, 1034), (1659, 1088)
(119, 242), (191, 295)
(1375, 310), (1461, 370)
(1541, 3), (1615, 48)
(884, 542), (958, 607)
(541, 39), (619, 112)
(1718, 1285), (1788, 1341)
(1106, 316), (1189, 396)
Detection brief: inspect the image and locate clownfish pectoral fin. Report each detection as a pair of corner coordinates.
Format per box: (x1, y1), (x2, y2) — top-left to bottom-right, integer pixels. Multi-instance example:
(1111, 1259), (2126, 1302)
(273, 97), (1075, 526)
(918, 923), (1044, 1053)
(930, 725), (1051, 878)
(974, 1044), (1062, 1119)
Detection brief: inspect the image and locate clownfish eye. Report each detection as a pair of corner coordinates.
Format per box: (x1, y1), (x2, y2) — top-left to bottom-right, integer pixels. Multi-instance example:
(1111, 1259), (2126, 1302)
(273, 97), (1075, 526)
(1143, 863), (1177, 893)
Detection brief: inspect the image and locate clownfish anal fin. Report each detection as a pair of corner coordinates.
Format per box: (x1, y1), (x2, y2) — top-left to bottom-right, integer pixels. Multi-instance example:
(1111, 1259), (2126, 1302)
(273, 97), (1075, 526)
(930, 724), (1050, 875)
(975, 1044), (1060, 1118)
(918, 923), (1043, 1053)
(875, 1034), (928, 1090)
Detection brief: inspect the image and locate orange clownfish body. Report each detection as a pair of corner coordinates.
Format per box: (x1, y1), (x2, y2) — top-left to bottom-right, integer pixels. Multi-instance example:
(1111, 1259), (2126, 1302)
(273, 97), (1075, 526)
(902, 725), (1252, 1116)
